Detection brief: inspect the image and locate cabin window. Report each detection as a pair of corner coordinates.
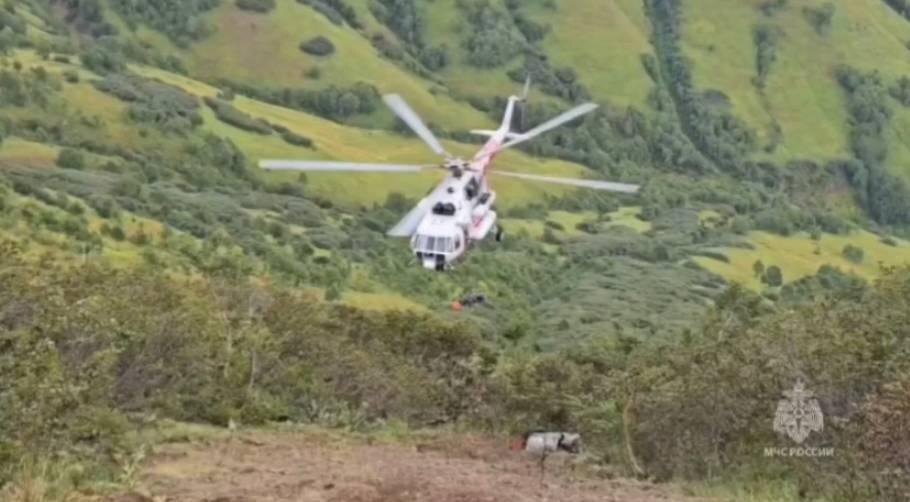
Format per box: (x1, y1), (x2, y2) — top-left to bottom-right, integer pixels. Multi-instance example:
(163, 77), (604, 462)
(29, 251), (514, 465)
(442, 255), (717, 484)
(432, 202), (457, 215)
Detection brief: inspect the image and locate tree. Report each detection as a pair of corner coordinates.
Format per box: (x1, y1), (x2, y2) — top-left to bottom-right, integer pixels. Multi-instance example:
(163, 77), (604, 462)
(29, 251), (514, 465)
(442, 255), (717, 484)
(299, 36), (335, 56)
(235, 0), (275, 13)
(753, 260), (765, 277)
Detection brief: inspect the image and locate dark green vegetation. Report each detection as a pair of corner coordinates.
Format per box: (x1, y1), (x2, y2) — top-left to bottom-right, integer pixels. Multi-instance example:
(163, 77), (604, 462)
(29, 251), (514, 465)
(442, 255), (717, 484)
(0, 0), (909, 499)
(109, 0), (220, 47)
(94, 74), (203, 133)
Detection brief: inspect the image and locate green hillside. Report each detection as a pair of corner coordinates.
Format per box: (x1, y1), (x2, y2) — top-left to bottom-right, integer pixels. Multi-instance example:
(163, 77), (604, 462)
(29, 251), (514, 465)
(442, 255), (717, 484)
(680, 0), (910, 166)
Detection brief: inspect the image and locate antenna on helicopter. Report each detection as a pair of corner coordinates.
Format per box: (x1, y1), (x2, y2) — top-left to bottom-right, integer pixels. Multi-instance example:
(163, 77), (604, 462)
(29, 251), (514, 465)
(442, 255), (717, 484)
(515, 75), (531, 133)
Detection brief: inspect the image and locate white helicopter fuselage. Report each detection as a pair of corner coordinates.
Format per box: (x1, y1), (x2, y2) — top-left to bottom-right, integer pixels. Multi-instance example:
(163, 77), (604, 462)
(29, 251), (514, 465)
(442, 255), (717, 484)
(258, 78), (640, 272)
(408, 99), (519, 270)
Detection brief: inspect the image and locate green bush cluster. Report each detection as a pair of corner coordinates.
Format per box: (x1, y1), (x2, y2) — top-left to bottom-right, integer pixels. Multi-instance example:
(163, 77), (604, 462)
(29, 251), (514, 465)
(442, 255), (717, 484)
(753, 24), (780, 89)
(835, 66), (910, 226)
(0, 66), (62, 108)
(884, 0), (910, 19)
(299, 36), (335, 56)
(108, 0), (220, 47)
(803, 2), (836, 35)
(299, 0), (360, 28)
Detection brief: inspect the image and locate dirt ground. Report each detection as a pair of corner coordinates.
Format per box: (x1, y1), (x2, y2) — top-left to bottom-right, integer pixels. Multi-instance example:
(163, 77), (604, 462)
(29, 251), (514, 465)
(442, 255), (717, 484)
(112, 429), (716, 502)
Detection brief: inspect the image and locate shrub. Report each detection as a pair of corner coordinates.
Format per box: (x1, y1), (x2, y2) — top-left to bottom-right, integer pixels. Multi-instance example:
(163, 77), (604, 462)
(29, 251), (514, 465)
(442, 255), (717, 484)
(298, 0), (360, 28)
(762, 265), (783, 286)
(842, 244), (864, 264)
(281, 130), (314, 148)
(300, 36), (335, 56)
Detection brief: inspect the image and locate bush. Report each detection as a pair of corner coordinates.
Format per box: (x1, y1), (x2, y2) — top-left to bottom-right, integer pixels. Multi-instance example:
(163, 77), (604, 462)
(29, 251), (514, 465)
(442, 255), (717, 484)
(842, 244), (864, 264)
(803, 2), (835, 35)
(236, 0), (276, 12)
(203, 97), (273, 135)
(299, 36), (335, 56)
(281, 130), (314, 148)
(93, 74), (202, 133)
(298, 0), (360, 28)
(56, 148), (85, 170)
(62, 70), (79, 83)
(456, 0), (525, 68)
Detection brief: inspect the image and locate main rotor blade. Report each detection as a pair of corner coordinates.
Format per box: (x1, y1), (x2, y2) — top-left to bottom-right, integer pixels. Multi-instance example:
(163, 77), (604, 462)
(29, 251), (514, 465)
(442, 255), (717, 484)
(383, 94), (448, 157)
(481, 102), (599, 158)
(259, 160), (427, 172)
(492, 171), (640, 193)
(387, 197), (433, 237)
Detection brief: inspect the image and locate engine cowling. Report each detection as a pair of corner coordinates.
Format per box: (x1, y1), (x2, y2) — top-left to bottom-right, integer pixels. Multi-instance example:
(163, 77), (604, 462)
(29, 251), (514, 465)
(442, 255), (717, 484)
(468, 210), (497, 240)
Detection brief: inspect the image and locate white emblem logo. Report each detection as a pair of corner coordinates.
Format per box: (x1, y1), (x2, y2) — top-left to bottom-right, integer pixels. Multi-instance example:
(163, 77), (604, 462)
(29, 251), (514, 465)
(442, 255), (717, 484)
(773, 380), (824, 444)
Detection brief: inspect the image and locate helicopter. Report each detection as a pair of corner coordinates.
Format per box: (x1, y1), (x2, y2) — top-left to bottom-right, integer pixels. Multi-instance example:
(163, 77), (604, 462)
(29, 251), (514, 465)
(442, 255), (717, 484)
(258, 78), (640, 271)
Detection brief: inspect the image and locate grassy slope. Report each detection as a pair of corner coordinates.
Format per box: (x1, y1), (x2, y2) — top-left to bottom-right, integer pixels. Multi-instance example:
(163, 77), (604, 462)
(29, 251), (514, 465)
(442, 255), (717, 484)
(0, 137), (60, 168)
(133, 65), (596, 209)
(187, 0), (492, 131)
(694, 229), (910, 291)
(681, 0), (910, 169)
(420, 0), (529, 102)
